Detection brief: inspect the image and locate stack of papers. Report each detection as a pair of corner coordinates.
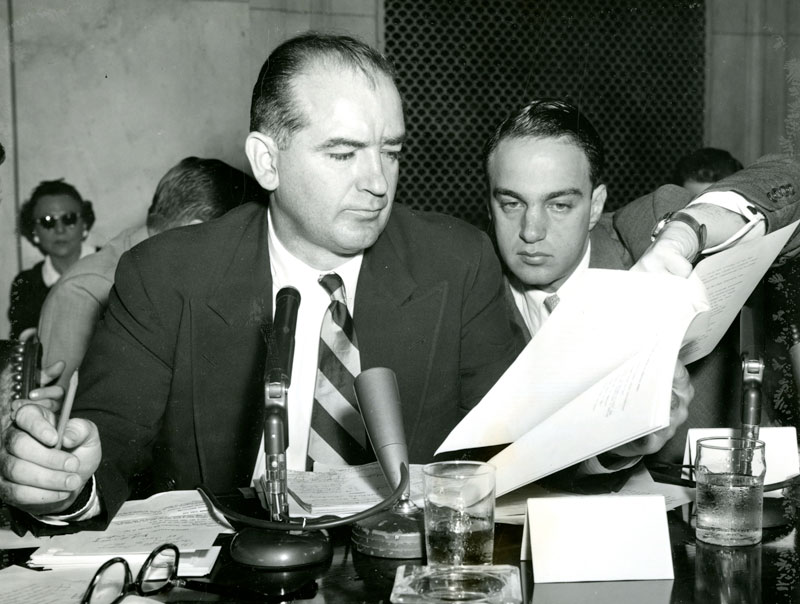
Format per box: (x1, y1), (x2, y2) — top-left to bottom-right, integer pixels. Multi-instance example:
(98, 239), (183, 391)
(28, 490), (232, 577)
(286, 462), (424, 517)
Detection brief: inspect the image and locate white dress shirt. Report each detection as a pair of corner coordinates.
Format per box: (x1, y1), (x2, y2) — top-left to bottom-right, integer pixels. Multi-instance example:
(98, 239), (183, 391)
(252, 208), (364, 475)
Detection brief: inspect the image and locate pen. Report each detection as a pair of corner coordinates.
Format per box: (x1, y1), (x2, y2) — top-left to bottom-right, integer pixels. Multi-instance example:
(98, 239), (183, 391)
(55, 371), (78, 450)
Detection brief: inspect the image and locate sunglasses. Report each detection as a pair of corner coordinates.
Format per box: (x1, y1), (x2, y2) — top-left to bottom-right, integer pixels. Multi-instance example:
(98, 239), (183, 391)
(35, 212), (81, 230)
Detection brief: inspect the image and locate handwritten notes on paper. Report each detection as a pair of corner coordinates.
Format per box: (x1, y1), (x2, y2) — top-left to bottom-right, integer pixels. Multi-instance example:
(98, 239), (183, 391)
(437, 268), (705, 495)
(28, 490), (230, 574)
(287, 462), (425, 517)
(681, 220), (797, 363)
(436, 220), (798, 497)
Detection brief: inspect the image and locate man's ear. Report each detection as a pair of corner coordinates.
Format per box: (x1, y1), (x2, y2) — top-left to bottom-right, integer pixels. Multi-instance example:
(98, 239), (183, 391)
(588, 183), (607, 230)
(245, 131), (280, 192)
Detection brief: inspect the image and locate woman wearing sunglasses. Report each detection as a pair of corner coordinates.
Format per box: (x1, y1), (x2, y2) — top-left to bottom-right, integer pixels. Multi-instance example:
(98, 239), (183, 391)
(8, 179), (97, 339)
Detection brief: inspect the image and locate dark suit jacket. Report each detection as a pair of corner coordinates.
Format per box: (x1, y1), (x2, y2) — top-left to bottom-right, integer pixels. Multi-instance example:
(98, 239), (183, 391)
(65, 202), (523, 526)
(507, 154), (800, 464)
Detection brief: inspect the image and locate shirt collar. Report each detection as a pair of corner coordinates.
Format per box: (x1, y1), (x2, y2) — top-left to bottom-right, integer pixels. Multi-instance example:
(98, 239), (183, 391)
(267, 208), (363, 308)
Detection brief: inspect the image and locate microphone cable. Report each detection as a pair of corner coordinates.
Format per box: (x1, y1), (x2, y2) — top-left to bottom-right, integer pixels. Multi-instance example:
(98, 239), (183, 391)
(648, 461), (800, 492)
(196, 462), (410, 532)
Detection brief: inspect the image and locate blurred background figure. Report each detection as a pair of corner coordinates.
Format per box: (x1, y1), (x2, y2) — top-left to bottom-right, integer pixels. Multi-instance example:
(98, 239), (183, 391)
(38, 156), (263, 390)
(671, 147), (744, 196)
(8, 180), (97, 339)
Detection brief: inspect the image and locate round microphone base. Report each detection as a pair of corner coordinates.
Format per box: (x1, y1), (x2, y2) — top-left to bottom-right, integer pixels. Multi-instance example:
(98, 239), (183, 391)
(351, 505), (425, 559)
(230, 527), (333, 569)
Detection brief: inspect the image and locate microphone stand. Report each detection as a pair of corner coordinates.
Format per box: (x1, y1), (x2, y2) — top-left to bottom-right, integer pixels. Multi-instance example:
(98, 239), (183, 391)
(261, 370), (289, 521)
(229, 288), (333, 570)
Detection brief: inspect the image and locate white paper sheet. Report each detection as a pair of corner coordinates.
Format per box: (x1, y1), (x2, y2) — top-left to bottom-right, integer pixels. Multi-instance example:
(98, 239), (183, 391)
(28, 490), (230, 574)
(436, 221), (798, 498)
(286, 461), (425, 517)
(681, 221), (799, 363)
(524, 495), (674, 582)
(438, 269), (705, 495)
(495, 465), (692, 525)
(438, 269), (707, 455)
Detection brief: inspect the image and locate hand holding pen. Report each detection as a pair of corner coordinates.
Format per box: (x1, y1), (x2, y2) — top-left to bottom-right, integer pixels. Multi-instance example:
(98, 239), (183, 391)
(0, 369), (103, 515)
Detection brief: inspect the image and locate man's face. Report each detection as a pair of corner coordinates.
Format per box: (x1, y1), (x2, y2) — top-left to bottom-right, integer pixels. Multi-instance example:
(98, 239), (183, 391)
(268, 66), (405, 269)
(487, 136), (606, 293)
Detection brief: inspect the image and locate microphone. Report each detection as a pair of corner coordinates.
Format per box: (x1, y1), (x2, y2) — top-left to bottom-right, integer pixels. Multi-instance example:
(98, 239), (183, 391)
(266, 287), (301, 387)
(230, 286), (332, 570)
(351, 368), (424, 559)
(262, 286), (301, 521)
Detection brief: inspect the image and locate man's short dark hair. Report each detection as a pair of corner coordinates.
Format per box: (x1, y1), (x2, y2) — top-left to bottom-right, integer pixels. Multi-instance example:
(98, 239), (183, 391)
(146, 157), (266, 233)
(249, 31), (398, 148)
(19, 179), (95, 244)
(484, 99), (606, 187)
(671, 147), (743, 186)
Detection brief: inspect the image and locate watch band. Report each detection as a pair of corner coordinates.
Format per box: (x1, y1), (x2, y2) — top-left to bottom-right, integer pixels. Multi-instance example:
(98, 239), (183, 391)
(650, 211), (708, 262)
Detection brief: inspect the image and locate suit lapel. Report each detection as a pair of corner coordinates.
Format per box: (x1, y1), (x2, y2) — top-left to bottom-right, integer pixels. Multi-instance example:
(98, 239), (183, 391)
(191, 206), (273, 490)
(355, 223), (446, 451)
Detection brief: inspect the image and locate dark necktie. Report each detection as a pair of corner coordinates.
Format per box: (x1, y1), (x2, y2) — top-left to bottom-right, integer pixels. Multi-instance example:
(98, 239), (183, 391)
(544, 293), (560, 314)
(306, 273), (372, 469)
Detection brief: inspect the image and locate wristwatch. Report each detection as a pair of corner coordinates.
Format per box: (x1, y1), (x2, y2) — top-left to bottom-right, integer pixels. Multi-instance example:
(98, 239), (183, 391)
(650, 211), (707, 263)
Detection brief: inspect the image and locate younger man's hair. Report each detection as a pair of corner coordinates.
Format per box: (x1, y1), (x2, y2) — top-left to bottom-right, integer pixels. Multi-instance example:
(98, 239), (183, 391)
(484, 98), (606, 187)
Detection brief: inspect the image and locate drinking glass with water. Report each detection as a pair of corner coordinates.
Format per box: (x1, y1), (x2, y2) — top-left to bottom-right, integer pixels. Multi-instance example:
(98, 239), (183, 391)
(423, 461), (495, 566)
(695, 437), (766, 546)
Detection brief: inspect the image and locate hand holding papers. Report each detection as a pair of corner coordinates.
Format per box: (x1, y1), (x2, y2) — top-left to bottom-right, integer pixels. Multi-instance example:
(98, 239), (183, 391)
(439, 268), (707, 496)
(438, 220), (799, 497)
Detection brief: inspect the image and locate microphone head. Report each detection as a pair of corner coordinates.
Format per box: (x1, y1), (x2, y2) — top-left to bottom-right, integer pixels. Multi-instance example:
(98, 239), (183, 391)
(269, 287), (301, 385)
(354, 367), (408, 491)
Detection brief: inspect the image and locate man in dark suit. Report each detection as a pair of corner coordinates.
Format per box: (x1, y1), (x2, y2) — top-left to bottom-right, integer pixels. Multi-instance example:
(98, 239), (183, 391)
(0, 33), (523, 529)
(485, 99), (800, 467)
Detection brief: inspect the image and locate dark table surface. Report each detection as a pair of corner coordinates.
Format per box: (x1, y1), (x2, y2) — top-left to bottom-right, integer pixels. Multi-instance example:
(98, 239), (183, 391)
(3, 497), (799, 603)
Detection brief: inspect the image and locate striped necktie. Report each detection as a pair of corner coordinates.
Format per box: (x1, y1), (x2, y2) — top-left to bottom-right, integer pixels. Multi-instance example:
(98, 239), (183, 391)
(306, 273), (373, 470)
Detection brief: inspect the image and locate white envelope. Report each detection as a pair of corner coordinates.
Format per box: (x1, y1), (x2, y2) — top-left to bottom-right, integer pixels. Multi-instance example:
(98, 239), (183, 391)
(521, 495), (673, 583)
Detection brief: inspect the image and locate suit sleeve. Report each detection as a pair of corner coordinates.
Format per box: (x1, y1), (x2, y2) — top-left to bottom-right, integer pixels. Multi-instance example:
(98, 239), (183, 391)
(38, 274), (108, 392)
(701, 153), (800, 256)
(457, 233), (526, 412)
(613, 153), (800, 262)
(70, 248), (177, 523)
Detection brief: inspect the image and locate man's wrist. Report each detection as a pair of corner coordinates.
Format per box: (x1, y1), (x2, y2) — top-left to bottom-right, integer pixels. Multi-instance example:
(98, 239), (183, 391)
(651, 211), (707, 264)
(58, 477), (93, 515)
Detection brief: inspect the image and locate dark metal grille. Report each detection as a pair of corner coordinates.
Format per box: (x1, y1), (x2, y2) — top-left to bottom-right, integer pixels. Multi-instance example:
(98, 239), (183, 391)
(385, 0), (705, 229)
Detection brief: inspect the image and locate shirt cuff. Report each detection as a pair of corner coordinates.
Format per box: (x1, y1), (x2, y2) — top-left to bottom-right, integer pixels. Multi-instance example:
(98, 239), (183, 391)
(33, 476), (101, 526)
(688, 191), (766, 255)
(577, 454), (642, 477)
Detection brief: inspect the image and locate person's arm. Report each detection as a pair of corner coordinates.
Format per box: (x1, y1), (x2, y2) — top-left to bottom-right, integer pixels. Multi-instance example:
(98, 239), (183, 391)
(38, 274), (108, 392)
(624, 154), (800, 275)
(71, 247), (177, 523)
